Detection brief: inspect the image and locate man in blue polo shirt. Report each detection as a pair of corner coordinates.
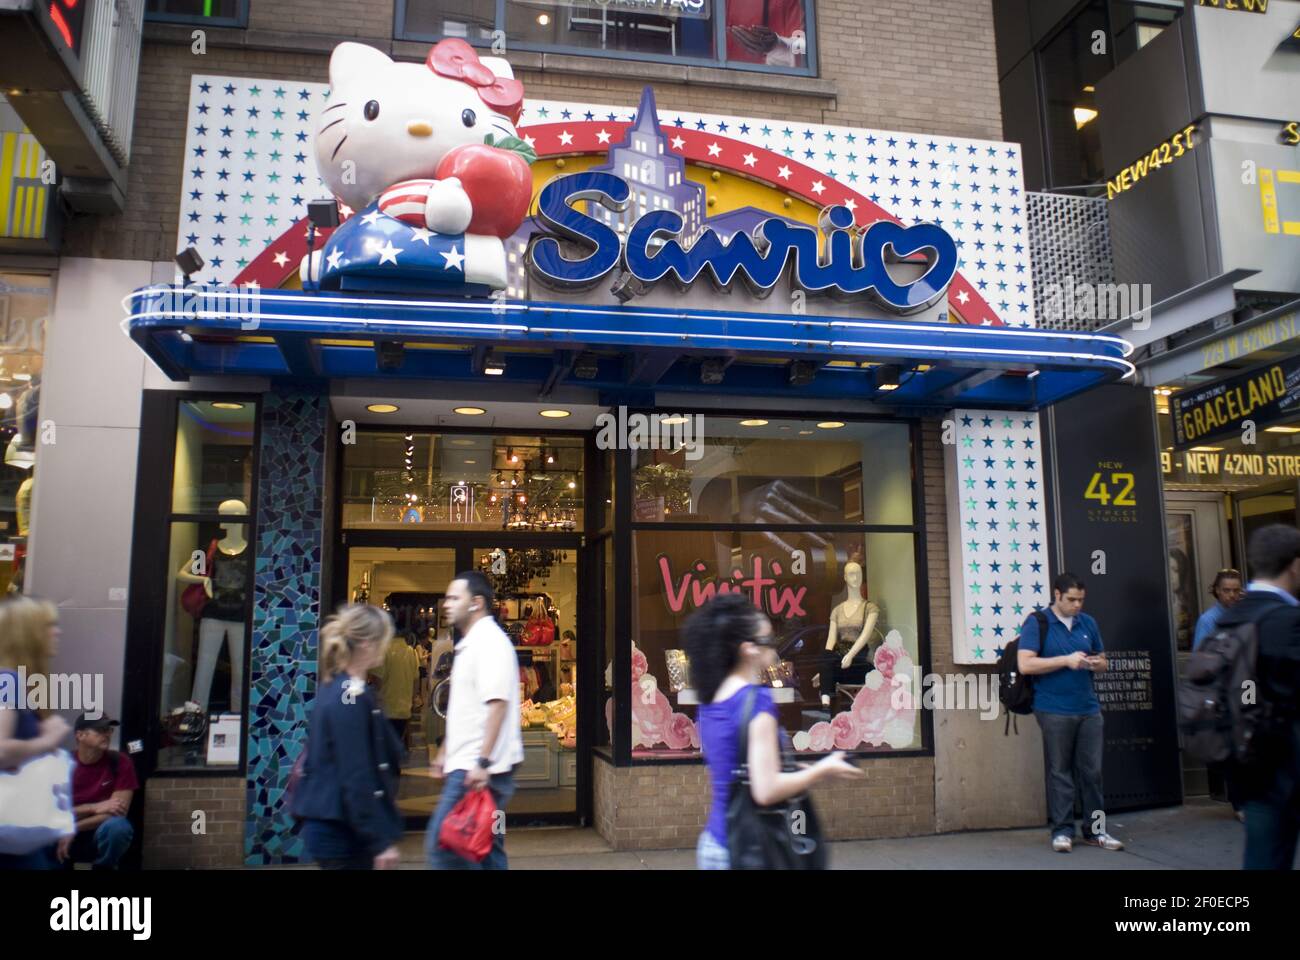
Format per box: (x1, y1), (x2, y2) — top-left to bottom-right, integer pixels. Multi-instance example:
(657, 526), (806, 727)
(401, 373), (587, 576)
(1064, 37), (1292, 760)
(1018, 572), (1124, 854)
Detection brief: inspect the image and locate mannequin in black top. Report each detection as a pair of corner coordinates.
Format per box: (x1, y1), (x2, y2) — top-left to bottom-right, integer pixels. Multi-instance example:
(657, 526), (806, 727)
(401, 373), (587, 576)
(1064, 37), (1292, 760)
(177, 499), (249, 712)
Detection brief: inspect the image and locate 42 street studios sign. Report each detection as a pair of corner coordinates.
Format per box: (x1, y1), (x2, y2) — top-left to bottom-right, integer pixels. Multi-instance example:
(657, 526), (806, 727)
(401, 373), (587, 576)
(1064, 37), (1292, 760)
(1172, 356), (1300, 448)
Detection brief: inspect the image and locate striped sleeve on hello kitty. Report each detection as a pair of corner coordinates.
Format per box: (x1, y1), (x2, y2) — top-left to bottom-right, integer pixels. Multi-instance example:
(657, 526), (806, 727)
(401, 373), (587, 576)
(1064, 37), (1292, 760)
(378, 180), (438, 226)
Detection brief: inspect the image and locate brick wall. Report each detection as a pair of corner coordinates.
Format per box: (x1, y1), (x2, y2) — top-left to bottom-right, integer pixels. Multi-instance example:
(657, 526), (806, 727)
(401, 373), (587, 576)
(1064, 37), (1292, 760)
(71, 0), (1003, 260)
(142, 777), (246, 869)
(593, 753), (937, 851)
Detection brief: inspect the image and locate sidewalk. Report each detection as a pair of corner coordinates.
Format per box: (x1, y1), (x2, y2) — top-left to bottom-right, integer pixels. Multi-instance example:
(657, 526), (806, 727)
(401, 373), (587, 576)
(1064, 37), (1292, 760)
(388, 798), (1281, 870)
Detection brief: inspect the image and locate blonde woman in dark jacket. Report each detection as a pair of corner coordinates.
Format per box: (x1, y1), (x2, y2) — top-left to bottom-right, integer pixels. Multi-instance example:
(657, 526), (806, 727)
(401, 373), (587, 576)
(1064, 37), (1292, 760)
(292, 605), (405, 869)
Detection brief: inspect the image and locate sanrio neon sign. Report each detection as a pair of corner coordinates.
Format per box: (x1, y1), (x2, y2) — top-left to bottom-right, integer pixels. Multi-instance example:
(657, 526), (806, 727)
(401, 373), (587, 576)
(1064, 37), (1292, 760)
(529, 171), (960, 314)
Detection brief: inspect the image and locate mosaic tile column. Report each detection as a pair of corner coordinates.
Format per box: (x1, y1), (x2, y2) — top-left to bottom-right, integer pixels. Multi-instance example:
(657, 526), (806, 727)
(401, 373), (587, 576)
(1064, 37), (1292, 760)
(246, 390), (327, 864)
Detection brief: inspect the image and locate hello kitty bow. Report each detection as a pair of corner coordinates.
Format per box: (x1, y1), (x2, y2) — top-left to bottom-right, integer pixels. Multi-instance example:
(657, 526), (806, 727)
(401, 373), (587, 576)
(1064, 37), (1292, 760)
(428, 38), (524, 126)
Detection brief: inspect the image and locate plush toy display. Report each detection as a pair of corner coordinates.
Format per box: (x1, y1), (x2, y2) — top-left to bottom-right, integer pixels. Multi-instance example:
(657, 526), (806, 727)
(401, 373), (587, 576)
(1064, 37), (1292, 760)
(304, 39), (536, 293)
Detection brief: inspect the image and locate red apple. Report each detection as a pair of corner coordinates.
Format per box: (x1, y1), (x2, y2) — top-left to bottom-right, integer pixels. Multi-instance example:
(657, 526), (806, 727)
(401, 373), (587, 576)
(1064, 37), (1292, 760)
(435, 143), (532, 238)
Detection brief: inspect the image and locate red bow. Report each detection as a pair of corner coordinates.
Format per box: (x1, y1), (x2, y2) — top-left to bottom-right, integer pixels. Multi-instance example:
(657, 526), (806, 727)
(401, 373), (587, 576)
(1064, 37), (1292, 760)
(427, 38), (524, 126)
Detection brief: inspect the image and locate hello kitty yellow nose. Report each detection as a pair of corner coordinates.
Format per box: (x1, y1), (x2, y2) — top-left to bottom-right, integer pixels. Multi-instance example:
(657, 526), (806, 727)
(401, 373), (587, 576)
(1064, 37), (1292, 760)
(407, 121), (433, 137)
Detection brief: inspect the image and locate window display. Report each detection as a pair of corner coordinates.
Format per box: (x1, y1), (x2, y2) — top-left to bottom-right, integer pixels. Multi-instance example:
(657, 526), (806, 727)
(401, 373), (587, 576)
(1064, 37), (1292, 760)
(0, 273), (50, 597)
(342, 432), (584, 530)
(615, 418), (923, 760)
(158, 400), (256, 769)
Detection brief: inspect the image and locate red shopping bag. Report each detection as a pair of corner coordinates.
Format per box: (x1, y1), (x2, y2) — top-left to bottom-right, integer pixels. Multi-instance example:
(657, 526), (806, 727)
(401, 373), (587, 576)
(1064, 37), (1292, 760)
(438, 787), (496, 862)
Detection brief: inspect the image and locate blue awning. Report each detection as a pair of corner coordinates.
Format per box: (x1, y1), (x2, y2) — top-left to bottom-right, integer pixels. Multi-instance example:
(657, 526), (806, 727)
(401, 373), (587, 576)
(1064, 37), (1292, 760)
(124, 285), (1134, 409)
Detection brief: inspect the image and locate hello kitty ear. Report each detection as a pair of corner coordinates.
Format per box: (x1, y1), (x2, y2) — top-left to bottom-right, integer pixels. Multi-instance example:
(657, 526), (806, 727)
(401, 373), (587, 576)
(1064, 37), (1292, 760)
(328, 42), (394, 89)
(479, 56), (514, 81)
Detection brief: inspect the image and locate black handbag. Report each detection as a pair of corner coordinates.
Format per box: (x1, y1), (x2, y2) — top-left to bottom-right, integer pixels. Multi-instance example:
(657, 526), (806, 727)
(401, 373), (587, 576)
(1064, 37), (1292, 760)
(726, 687), (828, 870)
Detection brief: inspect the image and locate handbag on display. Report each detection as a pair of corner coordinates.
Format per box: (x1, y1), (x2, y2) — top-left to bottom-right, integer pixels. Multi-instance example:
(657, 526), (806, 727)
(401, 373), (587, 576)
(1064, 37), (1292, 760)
(180, 539), (219, 618)
(438, 787), (496, 863)
(0, 748), (75, 855)
(726, 688), (827, 871)
(522, 598), (556, 646)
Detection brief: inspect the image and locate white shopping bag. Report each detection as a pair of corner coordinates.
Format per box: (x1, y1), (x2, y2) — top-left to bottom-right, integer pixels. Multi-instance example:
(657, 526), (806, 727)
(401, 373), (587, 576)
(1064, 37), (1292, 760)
(0, 748), (75, 854)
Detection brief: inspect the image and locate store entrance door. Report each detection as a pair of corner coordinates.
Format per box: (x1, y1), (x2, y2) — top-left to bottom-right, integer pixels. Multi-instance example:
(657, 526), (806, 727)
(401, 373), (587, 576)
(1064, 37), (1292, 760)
(338, 535), (586, 828)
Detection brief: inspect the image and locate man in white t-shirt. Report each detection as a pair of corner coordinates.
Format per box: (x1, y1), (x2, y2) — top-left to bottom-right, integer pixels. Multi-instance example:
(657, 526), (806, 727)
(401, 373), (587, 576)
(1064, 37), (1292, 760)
(426, 571), (523, 869)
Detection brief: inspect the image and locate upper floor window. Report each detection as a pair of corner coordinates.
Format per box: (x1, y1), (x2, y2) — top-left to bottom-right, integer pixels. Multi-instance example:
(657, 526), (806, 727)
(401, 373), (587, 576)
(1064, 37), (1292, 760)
(145, 0), (249, 28)
(398, 0), (816, 76)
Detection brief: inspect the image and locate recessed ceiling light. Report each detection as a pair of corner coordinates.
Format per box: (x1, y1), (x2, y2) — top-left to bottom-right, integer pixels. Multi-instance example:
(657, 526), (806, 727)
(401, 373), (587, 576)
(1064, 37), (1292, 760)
(212, 401), (245, 410)
(464, 459), (477, 464)
(453, 406), (486, 416)
(1265, 426), (1300, 434)
(1073, 106), (1098, 129)
(1189, 446), (1223, 452)
(539, 409), (571, 418)
(661, 415), (690, 425)
(817, 421), (845, 429)
(740, 419), (768, 427)
(367, 403), (399, 414)
(798, 430), (814, 435)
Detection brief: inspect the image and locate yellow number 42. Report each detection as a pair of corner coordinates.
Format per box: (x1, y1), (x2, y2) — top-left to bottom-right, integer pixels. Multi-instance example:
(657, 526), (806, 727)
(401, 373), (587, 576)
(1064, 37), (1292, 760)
(1085, 472), (1136, 507)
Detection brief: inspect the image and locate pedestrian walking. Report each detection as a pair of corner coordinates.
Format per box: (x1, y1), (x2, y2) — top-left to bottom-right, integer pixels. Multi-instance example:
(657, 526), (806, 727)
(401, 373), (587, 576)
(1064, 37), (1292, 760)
(291, 604), (405, 870)
(684, 593), (863, 870)
(0, 596), (71, 870)
(57, 714), (138, 870)
(375, 631), (420, 744)
(426, 571), (523, 870)
(1194, 568), (1245, 651)
(1017, 572), (1124, 853)
(1215, 525), (1300, 870)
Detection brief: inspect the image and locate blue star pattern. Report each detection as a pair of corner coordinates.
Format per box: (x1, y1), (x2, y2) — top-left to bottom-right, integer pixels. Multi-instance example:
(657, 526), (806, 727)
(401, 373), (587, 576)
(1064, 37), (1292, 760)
(949, 410), (1050, 663)
(180, 81), (1033, 320)
(179, 77), (329, 283)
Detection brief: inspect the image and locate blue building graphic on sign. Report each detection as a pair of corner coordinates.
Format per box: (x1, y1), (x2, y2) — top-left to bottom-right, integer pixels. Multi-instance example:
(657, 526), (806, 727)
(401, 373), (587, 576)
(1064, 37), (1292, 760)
(505, 85), (800, 298)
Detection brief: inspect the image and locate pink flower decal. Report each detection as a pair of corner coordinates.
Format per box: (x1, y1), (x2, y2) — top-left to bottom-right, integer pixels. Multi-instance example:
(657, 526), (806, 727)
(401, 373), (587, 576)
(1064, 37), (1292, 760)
(851, 672), (917, 747)
(631, 645), (648, 682)
(830, 711), (861, 750)
(807, 722), (835, 752)
(665, 713), (697, 751)
(873, 643), (900, 680)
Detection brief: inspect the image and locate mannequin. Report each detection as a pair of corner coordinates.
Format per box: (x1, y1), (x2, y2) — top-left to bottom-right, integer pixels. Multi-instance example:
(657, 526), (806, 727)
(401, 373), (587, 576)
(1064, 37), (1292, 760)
(177, 499), (249, 713)
(820, 561), (880, 707)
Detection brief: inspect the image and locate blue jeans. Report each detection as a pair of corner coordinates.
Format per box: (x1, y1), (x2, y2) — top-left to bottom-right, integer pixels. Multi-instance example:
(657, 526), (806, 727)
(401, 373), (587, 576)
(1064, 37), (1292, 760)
(425, 768), (516, 870)
(696, 830), (730, 870)
(1035, 710), (1105, 839)
(302, 818), (375, 870)
(66, 817), (134, 869)
(1242, 754), (1300, 870)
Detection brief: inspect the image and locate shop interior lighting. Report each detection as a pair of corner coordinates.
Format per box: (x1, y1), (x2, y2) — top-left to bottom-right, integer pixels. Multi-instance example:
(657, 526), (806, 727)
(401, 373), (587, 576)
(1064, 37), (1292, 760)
(1073, 107), (1098, 129)
(211, 401), (245, 410)
(1265, 426), (1300, 434)
(1189, 446), (1224, 452)
(453, 406), (485, 416)
(539, 409), (571, 418)
(545, 450), (555, 464)
(366, 403), (399, 413)
(483, 352), (506, 376)
(661, 415), (690, 425)
(740, 419), (769, 427)
(13, 371), (30, 382)
(817, 421), (845, 429)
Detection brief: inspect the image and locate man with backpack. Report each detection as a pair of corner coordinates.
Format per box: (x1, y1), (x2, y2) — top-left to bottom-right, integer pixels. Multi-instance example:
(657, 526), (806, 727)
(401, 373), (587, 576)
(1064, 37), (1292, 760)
(1015, 573), (1123, 853)
(55, 714), (138, 870)
(1210, 525), (1300, 870)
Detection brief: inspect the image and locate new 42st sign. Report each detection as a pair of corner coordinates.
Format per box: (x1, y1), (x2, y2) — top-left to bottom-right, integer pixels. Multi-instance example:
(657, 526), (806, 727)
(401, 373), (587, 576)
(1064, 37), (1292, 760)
(528, 171), (960, 314)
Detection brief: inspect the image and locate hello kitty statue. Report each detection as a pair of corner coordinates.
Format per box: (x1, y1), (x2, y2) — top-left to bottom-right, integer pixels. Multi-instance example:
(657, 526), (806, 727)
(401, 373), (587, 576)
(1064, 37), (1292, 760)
(303, 40), (537, 294)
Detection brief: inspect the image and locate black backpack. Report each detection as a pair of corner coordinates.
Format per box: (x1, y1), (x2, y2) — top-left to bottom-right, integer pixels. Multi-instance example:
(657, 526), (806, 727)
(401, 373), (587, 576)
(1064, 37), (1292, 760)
(1178, 620), (1274, 767)
(998, 611), (1049, 732)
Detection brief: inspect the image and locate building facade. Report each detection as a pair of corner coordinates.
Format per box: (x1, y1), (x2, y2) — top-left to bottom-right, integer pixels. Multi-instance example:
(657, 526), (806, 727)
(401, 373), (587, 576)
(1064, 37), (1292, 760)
(0, 0), (1177, 869)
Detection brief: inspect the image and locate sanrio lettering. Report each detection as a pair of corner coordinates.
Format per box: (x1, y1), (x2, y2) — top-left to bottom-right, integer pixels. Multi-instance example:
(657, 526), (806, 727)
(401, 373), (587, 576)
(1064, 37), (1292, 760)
(530, 170), (958, 313)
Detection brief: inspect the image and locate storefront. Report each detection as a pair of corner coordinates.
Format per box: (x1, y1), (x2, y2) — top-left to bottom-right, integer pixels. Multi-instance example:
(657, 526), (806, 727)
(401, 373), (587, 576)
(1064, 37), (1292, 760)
(118, 40), (1132, 864)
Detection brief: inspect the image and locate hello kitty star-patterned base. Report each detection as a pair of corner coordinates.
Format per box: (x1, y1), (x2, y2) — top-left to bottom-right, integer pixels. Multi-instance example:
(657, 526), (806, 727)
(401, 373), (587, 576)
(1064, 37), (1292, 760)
(304, 201), (474, 293)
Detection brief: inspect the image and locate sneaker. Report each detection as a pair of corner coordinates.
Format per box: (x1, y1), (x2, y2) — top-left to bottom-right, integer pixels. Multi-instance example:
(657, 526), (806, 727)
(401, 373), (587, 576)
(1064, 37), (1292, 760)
(1052, 835), (1073, 853)
(1083, 833), (1124, 851)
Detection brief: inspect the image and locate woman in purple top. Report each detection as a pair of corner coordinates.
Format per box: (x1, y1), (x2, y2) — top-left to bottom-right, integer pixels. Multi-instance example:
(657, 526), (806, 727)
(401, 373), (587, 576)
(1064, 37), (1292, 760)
(685, 594), (863, 869)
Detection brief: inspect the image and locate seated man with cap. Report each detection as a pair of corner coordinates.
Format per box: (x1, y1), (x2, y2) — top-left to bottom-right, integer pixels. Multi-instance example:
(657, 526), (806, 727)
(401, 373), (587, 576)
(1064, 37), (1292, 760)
(56, 714), (139, 870)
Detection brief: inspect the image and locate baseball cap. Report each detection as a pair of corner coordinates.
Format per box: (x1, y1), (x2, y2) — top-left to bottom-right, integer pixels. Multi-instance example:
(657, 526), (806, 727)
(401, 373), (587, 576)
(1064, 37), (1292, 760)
(74, 713), (119, 732)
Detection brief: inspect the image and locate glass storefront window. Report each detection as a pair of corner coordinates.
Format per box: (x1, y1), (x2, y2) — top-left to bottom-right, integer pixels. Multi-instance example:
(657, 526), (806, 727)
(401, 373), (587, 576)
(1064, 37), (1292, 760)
(399, 1), (816, 76)
(145, 0), (247, 26)
(172, 400), (255, 514)
(158, 398), (257, 770)
(342, 432), (584, 531)
(631, 417), (912, 525)
(624, 530), (922, 758)
(0, 273), (50, 597)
